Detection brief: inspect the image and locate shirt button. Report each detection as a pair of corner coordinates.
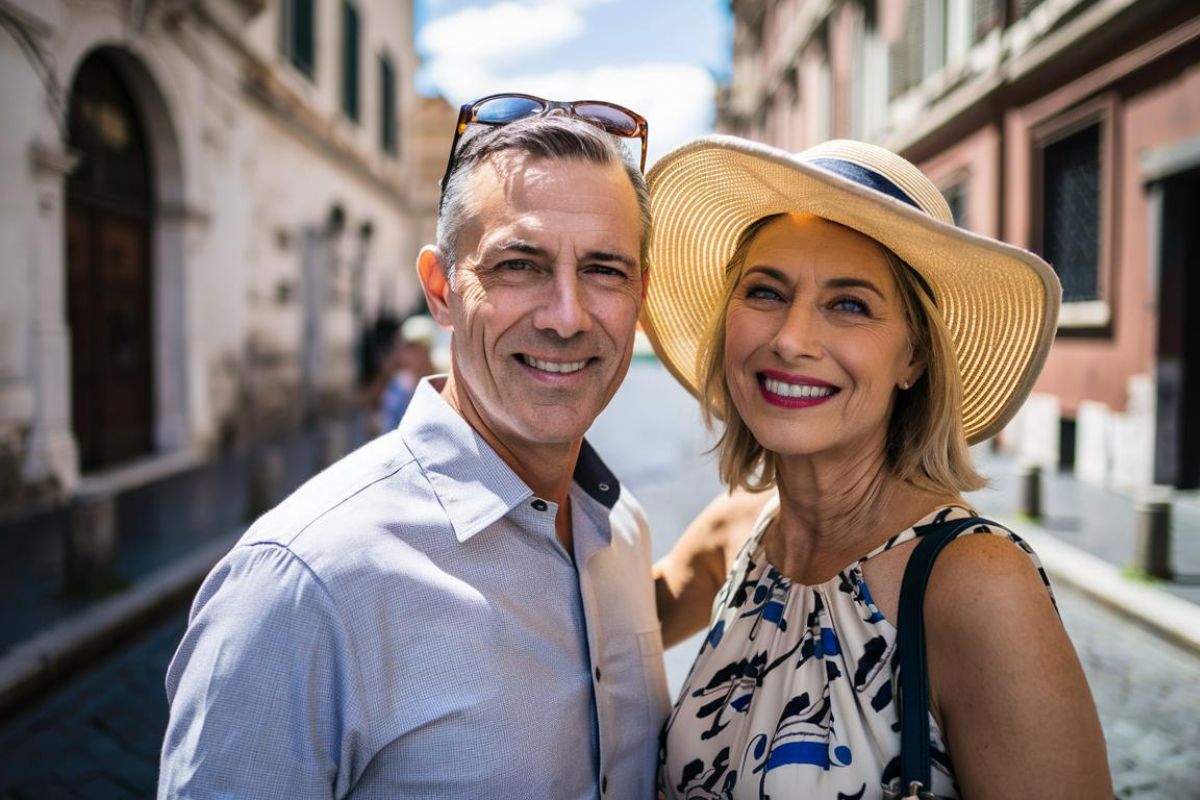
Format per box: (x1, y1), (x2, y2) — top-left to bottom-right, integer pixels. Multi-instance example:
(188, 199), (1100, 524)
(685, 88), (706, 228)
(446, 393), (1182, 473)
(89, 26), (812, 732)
(598, 482), (610, 492)
(594, 666), (602, 682)
(531, 499), (548, 511)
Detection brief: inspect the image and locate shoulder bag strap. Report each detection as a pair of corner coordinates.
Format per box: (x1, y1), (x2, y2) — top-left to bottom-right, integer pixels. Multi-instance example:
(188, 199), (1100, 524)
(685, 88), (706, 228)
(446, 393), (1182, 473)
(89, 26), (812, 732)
(896, 515), (996, 799)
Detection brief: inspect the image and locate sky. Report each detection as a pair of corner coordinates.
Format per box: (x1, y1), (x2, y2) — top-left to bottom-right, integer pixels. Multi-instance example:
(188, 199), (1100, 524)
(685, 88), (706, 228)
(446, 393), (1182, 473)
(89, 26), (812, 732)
(413, 0), (733, 165)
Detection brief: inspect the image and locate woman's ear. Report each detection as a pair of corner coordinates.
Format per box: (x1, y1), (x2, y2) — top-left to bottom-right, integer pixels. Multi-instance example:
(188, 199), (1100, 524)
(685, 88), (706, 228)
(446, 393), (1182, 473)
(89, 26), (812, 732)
(901, 343), (926, 390)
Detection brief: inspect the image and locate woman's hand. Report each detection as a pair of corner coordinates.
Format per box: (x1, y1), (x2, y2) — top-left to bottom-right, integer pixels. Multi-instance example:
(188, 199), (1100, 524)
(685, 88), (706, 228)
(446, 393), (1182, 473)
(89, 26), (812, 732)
(925, 534), (1112, 798)
(652, 487), (773, 648)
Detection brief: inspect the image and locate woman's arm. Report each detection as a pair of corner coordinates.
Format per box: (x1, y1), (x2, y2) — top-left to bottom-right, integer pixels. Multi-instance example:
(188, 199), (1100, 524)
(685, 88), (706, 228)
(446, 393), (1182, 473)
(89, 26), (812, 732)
(653, 488), (771, 648)
(925, 534), (1111, 798)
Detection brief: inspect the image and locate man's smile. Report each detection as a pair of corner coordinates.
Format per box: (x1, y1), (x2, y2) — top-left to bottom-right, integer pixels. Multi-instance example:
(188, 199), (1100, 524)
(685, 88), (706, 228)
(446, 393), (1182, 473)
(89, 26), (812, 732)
(517, 353), (594, 376)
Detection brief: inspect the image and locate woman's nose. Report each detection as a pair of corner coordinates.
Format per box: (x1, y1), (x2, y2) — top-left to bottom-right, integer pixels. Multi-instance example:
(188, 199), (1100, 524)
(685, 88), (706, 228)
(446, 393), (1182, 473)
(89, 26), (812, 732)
(770, 302), (822, 361)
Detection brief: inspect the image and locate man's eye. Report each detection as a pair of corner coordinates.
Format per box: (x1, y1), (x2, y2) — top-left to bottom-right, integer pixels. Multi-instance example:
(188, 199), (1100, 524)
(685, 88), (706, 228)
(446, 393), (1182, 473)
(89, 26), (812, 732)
(499, 260), (535, 271)
(586, 265), (629, 279)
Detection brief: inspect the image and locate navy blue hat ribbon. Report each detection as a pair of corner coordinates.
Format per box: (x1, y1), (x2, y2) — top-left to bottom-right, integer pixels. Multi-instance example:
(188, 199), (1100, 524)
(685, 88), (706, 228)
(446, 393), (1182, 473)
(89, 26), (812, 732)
(809, 157), (922, 212)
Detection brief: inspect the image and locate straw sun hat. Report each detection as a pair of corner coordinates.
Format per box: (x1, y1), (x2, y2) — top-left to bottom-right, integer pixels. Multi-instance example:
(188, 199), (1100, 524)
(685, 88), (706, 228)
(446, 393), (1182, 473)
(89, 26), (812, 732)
(641, 136), (1062, 444)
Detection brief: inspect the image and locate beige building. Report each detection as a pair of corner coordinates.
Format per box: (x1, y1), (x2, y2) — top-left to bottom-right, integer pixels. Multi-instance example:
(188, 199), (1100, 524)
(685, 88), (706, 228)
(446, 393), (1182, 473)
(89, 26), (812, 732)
(0, 0), (440, 514)
(412, 94), (460, 248)
(721, 0), (1200, 491)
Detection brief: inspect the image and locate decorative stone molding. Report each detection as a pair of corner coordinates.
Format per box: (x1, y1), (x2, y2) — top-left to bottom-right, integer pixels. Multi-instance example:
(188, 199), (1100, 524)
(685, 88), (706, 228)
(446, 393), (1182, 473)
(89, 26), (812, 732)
(29, 138), (79, 177)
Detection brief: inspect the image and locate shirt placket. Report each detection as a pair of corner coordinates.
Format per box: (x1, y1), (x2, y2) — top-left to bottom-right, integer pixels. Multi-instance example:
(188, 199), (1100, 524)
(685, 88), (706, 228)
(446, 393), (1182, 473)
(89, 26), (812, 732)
(574, 493), (612, 799)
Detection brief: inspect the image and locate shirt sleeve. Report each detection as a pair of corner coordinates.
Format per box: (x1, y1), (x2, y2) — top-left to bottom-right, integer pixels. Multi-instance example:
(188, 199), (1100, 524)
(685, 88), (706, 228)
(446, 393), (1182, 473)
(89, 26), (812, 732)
(159, 542), (359, 799)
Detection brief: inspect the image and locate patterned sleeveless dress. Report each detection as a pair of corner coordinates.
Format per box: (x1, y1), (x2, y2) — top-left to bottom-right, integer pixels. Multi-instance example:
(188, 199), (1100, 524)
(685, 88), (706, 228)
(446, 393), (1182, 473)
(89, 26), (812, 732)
(658, 501), (1054, 800)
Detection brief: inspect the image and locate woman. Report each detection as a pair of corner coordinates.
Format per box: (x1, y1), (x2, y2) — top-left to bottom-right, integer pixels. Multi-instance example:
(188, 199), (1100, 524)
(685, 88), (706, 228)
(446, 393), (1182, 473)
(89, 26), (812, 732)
(645, 138), (1111, 799)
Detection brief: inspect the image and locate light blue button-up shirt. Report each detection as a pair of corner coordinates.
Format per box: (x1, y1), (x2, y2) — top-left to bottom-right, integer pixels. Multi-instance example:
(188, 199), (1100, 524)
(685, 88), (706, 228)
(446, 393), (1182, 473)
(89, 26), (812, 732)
(160, 378), (670, 799)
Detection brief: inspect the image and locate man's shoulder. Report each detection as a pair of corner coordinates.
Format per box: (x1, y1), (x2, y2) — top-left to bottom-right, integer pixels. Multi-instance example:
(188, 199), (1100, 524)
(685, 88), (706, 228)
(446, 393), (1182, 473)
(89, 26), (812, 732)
(241, 429), (430, 554)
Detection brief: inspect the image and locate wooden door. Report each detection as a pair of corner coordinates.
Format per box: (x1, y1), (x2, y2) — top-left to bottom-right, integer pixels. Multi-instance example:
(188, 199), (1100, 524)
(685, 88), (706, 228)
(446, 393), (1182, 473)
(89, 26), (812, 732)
(1154, 168), (1200, 489)
(66, 52), (154, 471)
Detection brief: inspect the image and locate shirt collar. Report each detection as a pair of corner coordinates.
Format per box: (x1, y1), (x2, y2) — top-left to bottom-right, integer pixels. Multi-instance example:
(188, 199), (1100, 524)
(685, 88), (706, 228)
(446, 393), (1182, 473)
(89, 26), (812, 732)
(399, 377), (623, 543)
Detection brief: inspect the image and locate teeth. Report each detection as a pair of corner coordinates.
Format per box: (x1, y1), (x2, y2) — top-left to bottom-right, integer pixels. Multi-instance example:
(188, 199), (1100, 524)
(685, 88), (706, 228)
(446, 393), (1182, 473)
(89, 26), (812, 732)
(521, 355), (588, 374)
(763, 378), (835, 399)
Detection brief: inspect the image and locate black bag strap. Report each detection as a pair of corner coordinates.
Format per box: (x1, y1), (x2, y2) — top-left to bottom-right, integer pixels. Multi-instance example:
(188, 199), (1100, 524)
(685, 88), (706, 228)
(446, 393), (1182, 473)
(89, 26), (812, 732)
(896, 515), (995, 799)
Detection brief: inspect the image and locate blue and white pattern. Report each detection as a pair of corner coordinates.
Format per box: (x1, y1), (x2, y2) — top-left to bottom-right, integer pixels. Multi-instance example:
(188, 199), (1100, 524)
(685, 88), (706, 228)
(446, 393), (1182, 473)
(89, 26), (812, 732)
(658, 502), (1054, 800)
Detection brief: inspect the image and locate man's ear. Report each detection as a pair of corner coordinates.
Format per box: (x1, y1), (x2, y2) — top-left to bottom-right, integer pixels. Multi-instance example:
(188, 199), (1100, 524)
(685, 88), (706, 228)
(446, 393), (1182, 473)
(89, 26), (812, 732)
(417, 246), (453, 328)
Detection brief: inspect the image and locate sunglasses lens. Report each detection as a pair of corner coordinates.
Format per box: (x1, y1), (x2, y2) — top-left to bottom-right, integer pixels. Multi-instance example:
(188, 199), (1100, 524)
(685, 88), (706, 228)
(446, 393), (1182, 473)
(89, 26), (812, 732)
(475, 96), (545, 124)
(573, 103), (640, 136)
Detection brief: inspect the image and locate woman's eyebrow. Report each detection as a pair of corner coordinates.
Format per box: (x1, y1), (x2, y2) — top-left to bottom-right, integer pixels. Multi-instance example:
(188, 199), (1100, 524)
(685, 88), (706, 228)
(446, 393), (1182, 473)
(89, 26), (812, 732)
(741, 265), (789, 283)
(825, 276), (887, 300)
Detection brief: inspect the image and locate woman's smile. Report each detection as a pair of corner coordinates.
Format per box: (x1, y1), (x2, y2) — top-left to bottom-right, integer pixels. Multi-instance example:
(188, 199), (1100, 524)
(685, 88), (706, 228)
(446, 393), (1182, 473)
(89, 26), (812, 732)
(757, 369), (840, 408)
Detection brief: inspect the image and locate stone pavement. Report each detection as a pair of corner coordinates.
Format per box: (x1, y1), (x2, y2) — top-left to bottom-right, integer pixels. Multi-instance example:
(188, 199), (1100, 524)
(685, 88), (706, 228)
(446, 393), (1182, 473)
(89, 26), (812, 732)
(0, 610), (183, 797)
(1060, 578), (1200, 798)
(968, 446), (1200, 605)
(0, 360), (1197, 795)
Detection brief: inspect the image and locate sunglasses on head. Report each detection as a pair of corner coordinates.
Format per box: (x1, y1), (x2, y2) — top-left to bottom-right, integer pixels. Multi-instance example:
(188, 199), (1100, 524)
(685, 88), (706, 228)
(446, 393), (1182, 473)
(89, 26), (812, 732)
(439, 93), (649, 197)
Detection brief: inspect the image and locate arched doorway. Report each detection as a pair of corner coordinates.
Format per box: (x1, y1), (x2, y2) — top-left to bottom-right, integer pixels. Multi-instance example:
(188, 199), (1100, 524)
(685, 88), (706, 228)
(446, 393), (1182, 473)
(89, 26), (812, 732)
(66, 51), (155, 471)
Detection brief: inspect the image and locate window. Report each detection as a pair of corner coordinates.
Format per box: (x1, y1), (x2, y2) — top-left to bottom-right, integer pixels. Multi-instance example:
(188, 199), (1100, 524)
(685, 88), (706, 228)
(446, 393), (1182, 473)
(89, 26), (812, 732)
(850, 12), (878, 140)
(341, 1), (360, 122)
(942, 181), (968, 228)
(1016, 0), (1047, 17)
(280, 0), (316, 79)
(1030, 96), (1116, 330)
(921, 0), (947, 81)
(811, 58), (832, 143)
(973, 0), (1003, 42)
(1041, 124), (1101, 303)
(379, 51), (397, 156)
(890, 0), (946, 97)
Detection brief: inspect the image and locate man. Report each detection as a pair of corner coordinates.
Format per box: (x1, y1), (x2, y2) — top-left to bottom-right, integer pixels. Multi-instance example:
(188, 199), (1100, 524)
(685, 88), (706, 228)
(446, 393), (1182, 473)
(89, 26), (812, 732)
(159, 107), (669, 798)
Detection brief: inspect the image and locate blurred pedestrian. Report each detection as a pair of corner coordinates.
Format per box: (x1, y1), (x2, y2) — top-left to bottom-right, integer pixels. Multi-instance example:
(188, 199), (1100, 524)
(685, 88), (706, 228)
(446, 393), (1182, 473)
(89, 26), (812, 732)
(648, 137), (1112, 798)
(160, 102), (674, 798)
(377, 314), (437, 433)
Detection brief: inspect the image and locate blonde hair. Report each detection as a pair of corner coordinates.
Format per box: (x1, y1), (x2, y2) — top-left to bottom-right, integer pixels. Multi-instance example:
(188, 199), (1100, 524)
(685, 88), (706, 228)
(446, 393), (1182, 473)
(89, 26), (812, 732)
(699, 215), (985, 494)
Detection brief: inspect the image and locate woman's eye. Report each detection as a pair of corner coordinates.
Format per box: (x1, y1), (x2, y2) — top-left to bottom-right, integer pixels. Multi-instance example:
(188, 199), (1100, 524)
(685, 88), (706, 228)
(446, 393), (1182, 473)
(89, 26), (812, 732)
(745, 285), (783, 302)
(831, 296), (869, 314)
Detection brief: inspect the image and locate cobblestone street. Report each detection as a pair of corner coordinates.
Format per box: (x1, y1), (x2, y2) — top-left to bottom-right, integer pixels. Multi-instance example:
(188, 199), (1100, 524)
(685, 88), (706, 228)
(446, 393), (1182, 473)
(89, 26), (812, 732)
(1, 362), (1197, 796)
(0, 611), (184, 798)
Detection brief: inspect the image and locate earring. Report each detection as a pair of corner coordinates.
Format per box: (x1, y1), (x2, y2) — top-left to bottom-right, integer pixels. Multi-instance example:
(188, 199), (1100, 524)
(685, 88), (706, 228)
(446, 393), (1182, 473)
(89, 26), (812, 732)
(899, 380), (910, 390)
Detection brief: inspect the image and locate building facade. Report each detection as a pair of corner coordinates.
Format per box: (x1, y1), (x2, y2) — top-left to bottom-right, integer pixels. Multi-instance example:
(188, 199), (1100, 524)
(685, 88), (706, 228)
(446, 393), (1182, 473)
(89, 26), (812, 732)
(720, 0), (1200, 491)
(0, 0), (442, 514)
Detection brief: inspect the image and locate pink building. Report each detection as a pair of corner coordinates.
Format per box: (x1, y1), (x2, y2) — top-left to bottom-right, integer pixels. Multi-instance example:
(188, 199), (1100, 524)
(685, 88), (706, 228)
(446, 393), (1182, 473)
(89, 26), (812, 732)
(720, 0), (1200, 491)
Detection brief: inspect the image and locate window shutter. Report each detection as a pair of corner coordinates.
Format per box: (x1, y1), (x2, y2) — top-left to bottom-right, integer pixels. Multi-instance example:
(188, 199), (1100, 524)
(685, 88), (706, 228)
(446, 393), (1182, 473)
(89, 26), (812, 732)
(342, 1), (360, 121)
(379, 53), (397, 156)
(293, 0), (316, 79)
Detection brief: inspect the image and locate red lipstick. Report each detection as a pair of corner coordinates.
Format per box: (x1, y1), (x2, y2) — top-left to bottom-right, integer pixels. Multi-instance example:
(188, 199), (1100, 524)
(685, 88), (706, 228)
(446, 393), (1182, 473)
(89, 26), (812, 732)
(757, 370), (840, 409)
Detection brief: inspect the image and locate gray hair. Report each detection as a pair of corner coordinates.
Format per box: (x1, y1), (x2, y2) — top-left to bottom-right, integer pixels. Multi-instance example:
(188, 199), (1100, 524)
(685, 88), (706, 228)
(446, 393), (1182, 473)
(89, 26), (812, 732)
(435, 115), (651, 281)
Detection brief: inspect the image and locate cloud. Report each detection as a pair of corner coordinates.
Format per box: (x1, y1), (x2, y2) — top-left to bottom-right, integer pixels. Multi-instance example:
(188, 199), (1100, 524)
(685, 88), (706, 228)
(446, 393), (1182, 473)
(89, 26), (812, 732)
(418, 0), (612, 68)
(418, 2), (717, 163)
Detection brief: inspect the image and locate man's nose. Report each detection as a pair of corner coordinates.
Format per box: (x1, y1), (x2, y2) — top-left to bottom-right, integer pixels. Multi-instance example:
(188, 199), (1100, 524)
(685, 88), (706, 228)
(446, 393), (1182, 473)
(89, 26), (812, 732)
(533, 270), (591, 339)
(770, 302), (823, 361)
